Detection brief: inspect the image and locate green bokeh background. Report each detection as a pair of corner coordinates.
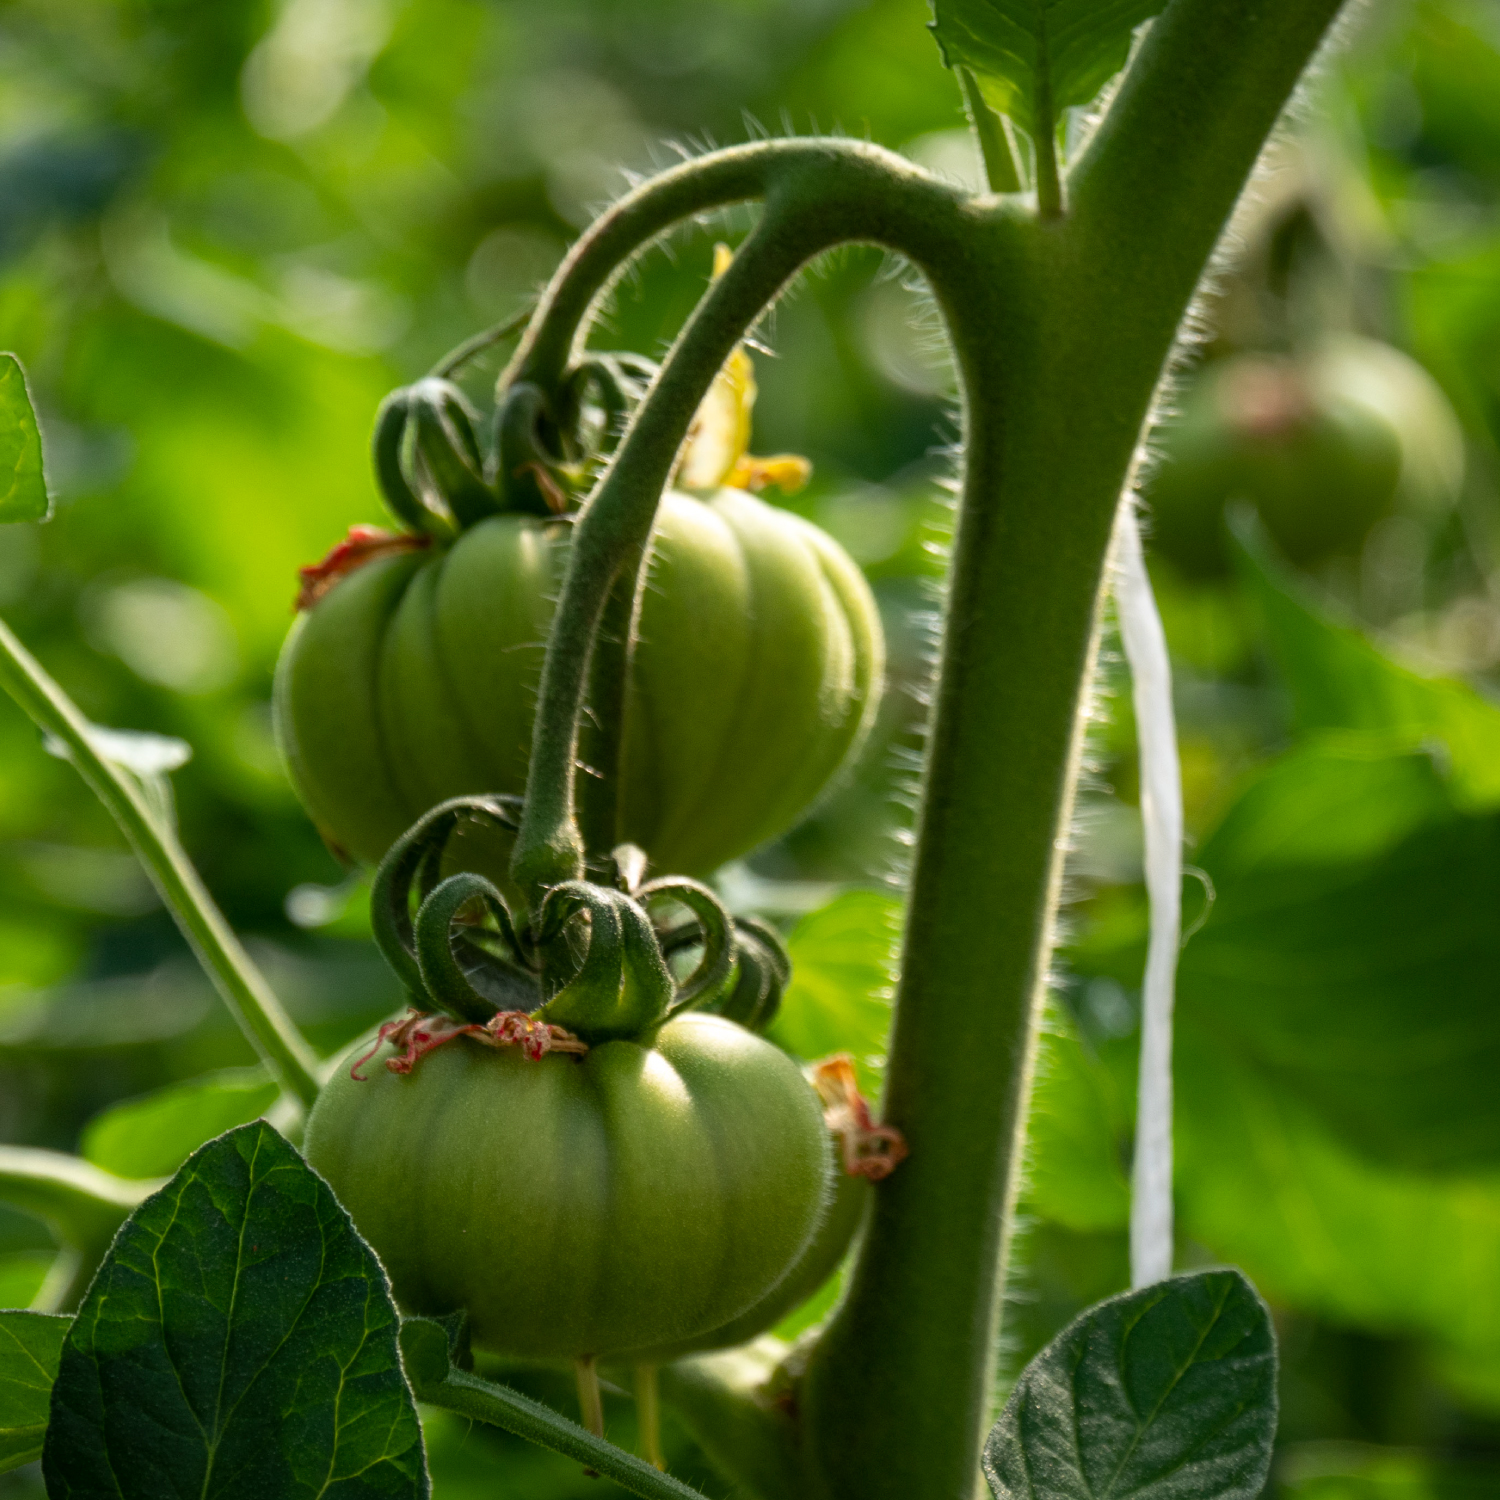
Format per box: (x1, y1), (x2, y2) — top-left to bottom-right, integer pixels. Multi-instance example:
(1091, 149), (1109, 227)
(3, 0), (1500, 1494)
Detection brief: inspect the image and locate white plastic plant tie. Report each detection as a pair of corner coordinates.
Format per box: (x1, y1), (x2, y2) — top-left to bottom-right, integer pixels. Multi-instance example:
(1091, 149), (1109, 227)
(1113, 501), (1183, 1290)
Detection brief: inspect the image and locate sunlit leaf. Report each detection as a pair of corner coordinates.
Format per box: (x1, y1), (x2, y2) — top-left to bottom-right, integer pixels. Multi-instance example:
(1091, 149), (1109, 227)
(1235, 521), (1500, 809)
(768, 889), (899, 1095)
(1025, 1007), (1131, 1232)
(44, 1122), (428, 1498)
(0, 354), (48, 525)
(0, 1252), (55, 1313)
(1173, 1018), (1500, 1403)
(983, 1269), (1277, 1499)
(80, 1067), (279, 1180)
(930, 0), (1163, 139)
(1075, 739), (1500, 1173)
(0, 1310), (69, 1472)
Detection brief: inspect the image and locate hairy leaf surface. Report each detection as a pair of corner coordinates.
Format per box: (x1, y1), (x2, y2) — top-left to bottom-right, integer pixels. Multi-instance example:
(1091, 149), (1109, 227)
(0, 1310), (69, 1472)
(930, 0), (1163, 138)
(43, 1121), (427, 1498)
(983, 1270), (1276, 1499)
(0, 354), (48, 525)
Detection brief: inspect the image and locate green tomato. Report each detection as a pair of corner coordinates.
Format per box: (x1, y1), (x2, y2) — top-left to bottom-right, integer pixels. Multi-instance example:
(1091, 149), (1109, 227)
(1145, 337), (1463, 577)
(619, 1165), (868, 1364)
(274, 487), (884, 876)
(305, 1011), (832, 1361)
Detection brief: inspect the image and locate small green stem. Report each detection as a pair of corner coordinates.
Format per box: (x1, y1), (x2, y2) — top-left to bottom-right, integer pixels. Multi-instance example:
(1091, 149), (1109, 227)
(0, 1146), (153, 1312)
(510, 206), (822, 903)
(957, 68), (1023, 194)
(0, 617), (322, 1109)
(506, 139), (961, 397)
(576, 543), (644, 864)
(415, 1359), (707, 1499)
(635, 1364), (665, 1470)
(430, 303), (537, 379)
(576, 1355), (605, 1438)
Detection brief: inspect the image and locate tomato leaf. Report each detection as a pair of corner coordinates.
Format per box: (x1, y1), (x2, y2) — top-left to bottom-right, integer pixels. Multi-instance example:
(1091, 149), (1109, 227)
(1072, 739), (1500, 1173)
(43, 1121), (428, 1498)
(1024, 1005), (1131, 1232)
(768, 889), (899, 1095)
(0, 1310), (69, 1472)
(1235, 519), (1500, 809)
(80, 1067), (279, 1180)
(1172, 1021), (1500, 1405)
(983, 1269), (1277, 1500)
(930, 0), (1163, 141)
(1188, 744), (1500, 1172)
(0, 355), (48, 525)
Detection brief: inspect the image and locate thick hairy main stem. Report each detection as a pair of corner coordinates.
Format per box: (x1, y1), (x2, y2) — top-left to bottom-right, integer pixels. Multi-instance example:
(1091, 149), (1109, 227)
(503, 2), (1347, 1476)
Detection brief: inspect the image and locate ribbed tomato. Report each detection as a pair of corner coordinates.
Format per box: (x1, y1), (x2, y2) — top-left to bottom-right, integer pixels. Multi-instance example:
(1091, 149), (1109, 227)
(304, 1012), (831, 1360)
(274, 486), (883, 878)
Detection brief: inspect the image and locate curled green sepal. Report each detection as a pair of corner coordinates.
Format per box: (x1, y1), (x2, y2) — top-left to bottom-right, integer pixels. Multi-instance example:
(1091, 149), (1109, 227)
(559, 353), (659, 456)
(414, 871), (527, 1024)
(372, 388), (441, 535)
(717, 916), (792, 1032)
(658, 913), (791, 1033)
(408, 377), (500, 528)
(495, 382), (567, 516)
(537, 882), (674, 1041)
(371, 794), (524, 998)
(637, 876), (735, 1014)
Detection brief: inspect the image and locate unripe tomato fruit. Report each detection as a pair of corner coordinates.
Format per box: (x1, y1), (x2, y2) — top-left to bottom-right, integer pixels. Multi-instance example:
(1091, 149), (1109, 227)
(274, 487), (884, 876)
(620, 1167), (868, 1364)
(1146, 336), (1463, 577)
(305, 1012), (832, 1360)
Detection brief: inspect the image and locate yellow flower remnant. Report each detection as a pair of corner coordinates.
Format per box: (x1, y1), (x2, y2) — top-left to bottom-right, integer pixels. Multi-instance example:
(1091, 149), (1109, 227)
(676, 244), (812, 497)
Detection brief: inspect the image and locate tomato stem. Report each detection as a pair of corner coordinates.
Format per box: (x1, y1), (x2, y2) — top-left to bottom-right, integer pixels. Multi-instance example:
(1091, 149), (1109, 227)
(510, 204), (812, 902)
(800, 5), (1350, 1494)
(957, 67), (1023, 194)
(508, 146), (976, 908)
(429, 302), (536, 380)
(635, 1364), (665, 1471)
(576, 1356), (605, 1439)
(0, 1146), (155, 1312)
(0, 615), (323, 1110)
(575, 542), (644, 862)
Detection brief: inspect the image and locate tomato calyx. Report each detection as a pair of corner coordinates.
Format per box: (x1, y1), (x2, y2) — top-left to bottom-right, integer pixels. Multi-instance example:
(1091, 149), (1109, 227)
(349, 1006), (587, 1081)
(369, 799), (785, 1047)
(294, 526), (430, 611)
(811, 1055), (909, 1181)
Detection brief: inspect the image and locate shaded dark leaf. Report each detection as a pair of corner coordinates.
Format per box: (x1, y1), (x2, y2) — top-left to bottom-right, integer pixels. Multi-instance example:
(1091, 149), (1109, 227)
(0, 1310), (69, 1472)
(44, 1121), (427, 1498)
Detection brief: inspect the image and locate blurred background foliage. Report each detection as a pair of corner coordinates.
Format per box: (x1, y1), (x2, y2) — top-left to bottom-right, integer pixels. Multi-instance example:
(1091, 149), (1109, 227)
(2, 0), (1500, 1494)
